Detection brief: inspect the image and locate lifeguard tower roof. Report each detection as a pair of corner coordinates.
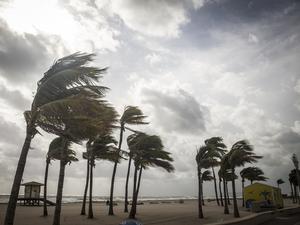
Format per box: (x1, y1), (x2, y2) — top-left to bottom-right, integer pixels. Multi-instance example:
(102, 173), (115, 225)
(21, 181), (44, 186)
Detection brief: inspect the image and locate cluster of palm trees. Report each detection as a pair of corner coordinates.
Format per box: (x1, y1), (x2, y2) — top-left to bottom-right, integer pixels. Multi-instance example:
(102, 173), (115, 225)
(289, 169), (300, 204)
(196, 137), (263, 219)
(4, 53), (174, 225)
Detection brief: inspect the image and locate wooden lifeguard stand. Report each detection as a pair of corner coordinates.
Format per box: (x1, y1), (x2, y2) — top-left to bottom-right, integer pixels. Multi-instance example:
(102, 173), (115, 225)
(20, 181), (44, 206)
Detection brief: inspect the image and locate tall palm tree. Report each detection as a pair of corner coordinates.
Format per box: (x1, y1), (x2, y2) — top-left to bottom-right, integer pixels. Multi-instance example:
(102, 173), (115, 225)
(201, 170), (214, 205)
(240, 167), (267, 207)
(195, 146), (214, 218)
(4, 52), (110, 225)
(109, 106), (148, 215)
(277, 179), (285, 189)
(227, 140), (262, 218)
(204, 137), (227, 206)
(128, 133), (174, 219)
(51, 137), (78, 225)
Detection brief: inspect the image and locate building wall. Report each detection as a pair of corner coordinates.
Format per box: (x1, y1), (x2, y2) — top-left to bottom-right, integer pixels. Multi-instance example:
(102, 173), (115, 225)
(244, 183), (283, 208)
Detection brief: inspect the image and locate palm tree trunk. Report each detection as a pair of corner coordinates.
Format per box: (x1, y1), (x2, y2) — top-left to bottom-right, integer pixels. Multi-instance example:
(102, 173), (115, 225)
(52, 160), (66, 225)
(129, 165), (138, 219)
(43, 158), (50, 216)
(294, 184), (299, 204)
(197, 167), (204, 218)
(88, 159), (94, 219)
(289, 181), (295, 203)
(211, 166), (220, 206)
(4, 127), (34, 225)
(136, 167), (143, 198)
(201, 181), (204, 206)
(226, 181), (231, 205)
(231, 168), (240, 218)
(109, 125), (124, 215)
(223, 178), (229, 214)
(241, 180), (245, 207)
(124, 156), (132, 212)
(81, 159), (90, 215)
(219, 178), (223, 206)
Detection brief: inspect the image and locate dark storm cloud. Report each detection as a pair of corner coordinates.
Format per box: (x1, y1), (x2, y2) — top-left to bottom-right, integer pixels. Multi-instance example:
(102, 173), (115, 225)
(0, 84), (31, 110)
(180, 0), (300, 49)
(0, 19), (63, 83)
(277, 130), (300, 154)
(142, 88), (206, 134)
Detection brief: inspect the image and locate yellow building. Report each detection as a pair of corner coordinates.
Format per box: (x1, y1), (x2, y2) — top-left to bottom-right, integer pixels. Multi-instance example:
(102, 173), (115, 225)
(244, 182), (284, 209)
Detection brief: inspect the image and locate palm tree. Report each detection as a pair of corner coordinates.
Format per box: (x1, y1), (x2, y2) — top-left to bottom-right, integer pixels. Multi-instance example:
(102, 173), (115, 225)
(128, 133), (174, 219)
(109, 106), (148, 215)
(85, 135), (119, 219)
(204, 137), (227, 206)
(4, 52), (110, 225)
(80, 151), (90, 216)
(217, 170), (224, 207)
(51, 137), (78, 225)
(195, 146), (214, 218)
(219, 154), (230, 214)
(227, 140), (262, 218)
(289, 169), (300, 203)
(201, 170), (214, 205)
(289, 176), (295, 203)
(277, 179), (285, 189)
(43, 140), (64, 216)
(240, 167), (267, 207)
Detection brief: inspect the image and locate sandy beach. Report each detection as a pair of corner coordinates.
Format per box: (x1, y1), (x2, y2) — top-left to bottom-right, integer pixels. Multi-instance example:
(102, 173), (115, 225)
(0, 200), (255, 225)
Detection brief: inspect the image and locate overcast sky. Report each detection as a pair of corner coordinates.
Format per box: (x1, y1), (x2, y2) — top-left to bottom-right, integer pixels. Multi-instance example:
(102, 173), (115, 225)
(0, 0), (300, 198)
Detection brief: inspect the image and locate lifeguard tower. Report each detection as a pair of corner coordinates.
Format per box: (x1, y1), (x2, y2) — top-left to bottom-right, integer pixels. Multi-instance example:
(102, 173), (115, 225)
(20, 181), (43, 206)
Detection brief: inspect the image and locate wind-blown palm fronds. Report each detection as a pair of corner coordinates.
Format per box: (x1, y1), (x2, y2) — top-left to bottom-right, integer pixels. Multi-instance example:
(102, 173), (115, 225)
(128, 133), (174, 219)
(227, 140), (262, 218)
(5, 52), (116, 225)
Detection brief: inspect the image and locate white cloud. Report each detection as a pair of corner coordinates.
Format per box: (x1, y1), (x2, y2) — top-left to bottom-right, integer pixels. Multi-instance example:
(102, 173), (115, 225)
(106, 0), (203, 38)
(145, 53), (162, 65)
(248, 33), (259, 44)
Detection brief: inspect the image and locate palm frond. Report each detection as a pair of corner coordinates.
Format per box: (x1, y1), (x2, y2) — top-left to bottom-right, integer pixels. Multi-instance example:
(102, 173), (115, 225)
(120, 106), (148, 125)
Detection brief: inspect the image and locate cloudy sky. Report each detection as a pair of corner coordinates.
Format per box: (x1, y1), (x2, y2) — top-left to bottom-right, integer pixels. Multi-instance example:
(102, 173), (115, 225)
(0, 0), (299, 198)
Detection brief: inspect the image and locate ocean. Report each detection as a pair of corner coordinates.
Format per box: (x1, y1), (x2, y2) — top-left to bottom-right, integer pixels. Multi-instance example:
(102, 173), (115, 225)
(0, 195), (198, 204)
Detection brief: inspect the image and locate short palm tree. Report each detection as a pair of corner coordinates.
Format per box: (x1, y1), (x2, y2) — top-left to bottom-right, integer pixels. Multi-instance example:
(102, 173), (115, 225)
(195, 146), (215, 218)
(50, 137), (78, 225)
(204, 137), (227, 206)
(277, 179), (285, 189)
(128, 133), (174, 219)
(219, 154), (238, 214)
(109, 106), (148, 215)
(240, 167), (267, 207)
(43, 140), (64, 216)
(85, 135), (119, 219)
(227, 140), (262, 217)
(4, 52), (110, 225)
(201, 170), (214, 205)
(289, 169), (299, 203)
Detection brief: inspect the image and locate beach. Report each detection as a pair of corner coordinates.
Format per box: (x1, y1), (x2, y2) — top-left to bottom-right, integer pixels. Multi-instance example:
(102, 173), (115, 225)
(0, 200), (255, 225)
